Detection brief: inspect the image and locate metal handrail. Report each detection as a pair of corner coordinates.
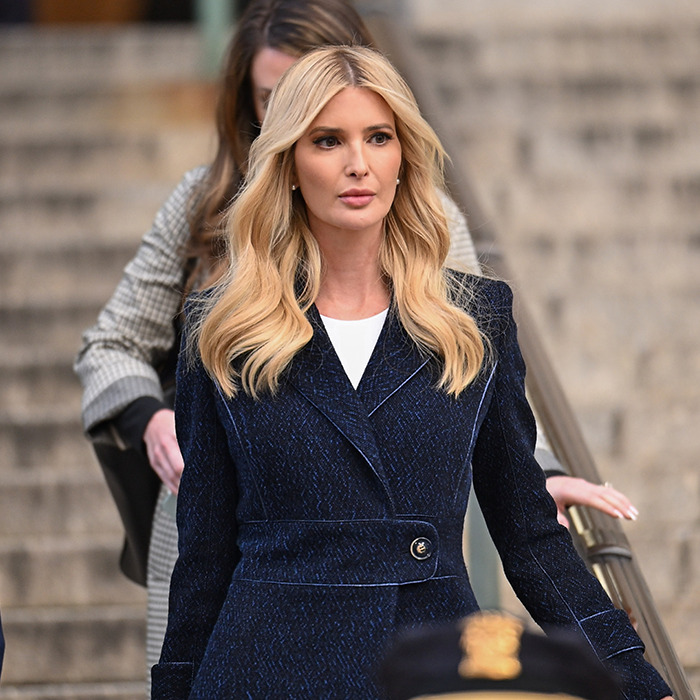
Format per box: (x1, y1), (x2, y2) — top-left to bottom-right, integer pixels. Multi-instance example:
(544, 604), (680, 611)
(366, 13), (695, 699)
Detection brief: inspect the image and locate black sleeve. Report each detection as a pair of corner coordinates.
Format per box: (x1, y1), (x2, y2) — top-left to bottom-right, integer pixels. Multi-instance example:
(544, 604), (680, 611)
(113, 396), (168, 454)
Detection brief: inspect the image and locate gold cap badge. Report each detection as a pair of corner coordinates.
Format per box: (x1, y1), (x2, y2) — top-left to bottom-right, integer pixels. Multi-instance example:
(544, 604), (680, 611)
(458, 612), (524, 681)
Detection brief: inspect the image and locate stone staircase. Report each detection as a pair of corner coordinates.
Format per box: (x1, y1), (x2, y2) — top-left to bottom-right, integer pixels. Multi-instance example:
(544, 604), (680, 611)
(1, 4), (699, 697)
(0, 27), (214, 698)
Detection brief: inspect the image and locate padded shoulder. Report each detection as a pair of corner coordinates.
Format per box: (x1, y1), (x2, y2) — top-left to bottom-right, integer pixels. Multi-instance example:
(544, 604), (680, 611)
(444, 269), (513, 332)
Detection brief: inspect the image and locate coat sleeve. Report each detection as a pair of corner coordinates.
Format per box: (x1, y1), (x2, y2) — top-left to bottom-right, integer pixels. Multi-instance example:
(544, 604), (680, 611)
(471, 280), (673, 700)
(74, 166), (208, 433)
(151, 330), (241, 699)
(441, 190), (480, 274)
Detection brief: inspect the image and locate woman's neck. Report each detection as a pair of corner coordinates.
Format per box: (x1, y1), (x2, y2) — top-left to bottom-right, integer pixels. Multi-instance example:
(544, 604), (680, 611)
(314, 246), (389, 321)
(315, 276), (389, 320)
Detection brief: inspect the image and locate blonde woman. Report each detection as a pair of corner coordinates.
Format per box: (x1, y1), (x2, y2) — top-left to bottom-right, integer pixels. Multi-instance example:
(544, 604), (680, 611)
(76, 3), (635, 682)
(153, 46), (671, 699)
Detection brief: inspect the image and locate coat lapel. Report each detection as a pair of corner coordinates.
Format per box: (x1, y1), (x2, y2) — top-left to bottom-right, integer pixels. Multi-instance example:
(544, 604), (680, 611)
(287, 306), (429, 510)
(357, 307), (431, 415)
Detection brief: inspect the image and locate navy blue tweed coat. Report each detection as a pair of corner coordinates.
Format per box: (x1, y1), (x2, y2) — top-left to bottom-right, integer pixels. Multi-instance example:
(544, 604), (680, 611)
(152, 276), (671, 699)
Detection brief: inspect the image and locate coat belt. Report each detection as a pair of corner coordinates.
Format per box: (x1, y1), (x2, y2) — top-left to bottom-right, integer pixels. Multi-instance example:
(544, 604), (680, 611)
(233, 519), (443, 586)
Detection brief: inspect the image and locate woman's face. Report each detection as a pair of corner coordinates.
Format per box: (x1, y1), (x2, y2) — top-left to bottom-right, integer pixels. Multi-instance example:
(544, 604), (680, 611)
(250, 47), (297, 123)
(293, 87), (402, 245)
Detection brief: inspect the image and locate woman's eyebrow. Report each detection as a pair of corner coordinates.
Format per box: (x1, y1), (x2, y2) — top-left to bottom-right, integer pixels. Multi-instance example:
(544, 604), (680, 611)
(308, 126), (342, 136)
(307, 123), (395, 136)
(365, 123), (395, 132)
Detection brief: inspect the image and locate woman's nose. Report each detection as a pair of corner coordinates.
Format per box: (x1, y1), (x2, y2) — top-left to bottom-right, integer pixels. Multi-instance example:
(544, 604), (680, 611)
(345, 144), (369, 177)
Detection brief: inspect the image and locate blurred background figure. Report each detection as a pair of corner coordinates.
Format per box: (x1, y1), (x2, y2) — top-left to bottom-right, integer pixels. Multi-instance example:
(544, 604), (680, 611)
(380, 611), (621, 700)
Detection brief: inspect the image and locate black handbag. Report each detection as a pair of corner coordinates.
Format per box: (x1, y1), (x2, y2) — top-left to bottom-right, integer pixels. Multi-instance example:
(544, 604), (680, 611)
(91, 423), (162, 586)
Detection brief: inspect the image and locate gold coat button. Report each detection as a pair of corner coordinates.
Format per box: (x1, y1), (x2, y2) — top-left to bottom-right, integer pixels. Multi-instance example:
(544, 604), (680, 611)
(410, 537), (432, 560)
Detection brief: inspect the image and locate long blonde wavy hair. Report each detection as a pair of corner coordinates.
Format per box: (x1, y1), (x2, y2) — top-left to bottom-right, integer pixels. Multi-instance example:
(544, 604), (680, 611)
(195, 45), (486, 399)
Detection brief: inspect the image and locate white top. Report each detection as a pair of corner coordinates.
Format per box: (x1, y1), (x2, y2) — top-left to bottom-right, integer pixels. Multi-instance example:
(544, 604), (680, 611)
(320, 309), (389, 389)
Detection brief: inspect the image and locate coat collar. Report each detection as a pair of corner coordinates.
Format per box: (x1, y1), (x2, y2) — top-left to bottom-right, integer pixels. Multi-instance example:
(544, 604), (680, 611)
(287, 305), (430, 509)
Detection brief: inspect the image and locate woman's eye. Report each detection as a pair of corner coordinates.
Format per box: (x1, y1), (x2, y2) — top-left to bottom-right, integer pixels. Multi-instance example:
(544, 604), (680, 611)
(314, 135), (339, 148)
(370, 132), (392, 145)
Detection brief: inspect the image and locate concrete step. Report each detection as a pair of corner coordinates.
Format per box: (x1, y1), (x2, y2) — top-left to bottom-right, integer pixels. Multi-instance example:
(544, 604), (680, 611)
(0, 85), (128, 136)
(427, 84), (700, 143)
(0, 85), (214, 180)
(467, 171), (700, 242)
(0, 27), (201, 91)
(0, 130), (163, 190)
(0, 534), (144, 608)
(414, 12), (700, 80)
(0, 243), (135, 306)
(415, 45), (700, 127)
(0, 682), (145, 700)
(412, 20), (700, 138)
(0, 359), (83, 411)
(408, 0), (700, 32)
(0, 341), (81, 376)
(525, 125), (700, 182)
(0, 71), (216, 114)
(1, 605), (146, 685)
(0, 413), (95, 471)
(0, 183), (171, 249)
(0, 301), (107, 360)
(0, 470), (122, 537)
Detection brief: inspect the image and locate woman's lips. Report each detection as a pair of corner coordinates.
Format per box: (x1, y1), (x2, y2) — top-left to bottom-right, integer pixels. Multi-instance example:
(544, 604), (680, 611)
(339, 191), (375, 207)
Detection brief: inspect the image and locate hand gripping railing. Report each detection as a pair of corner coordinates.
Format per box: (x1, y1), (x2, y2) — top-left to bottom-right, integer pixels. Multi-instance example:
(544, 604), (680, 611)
(366, 13), (695, 699)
